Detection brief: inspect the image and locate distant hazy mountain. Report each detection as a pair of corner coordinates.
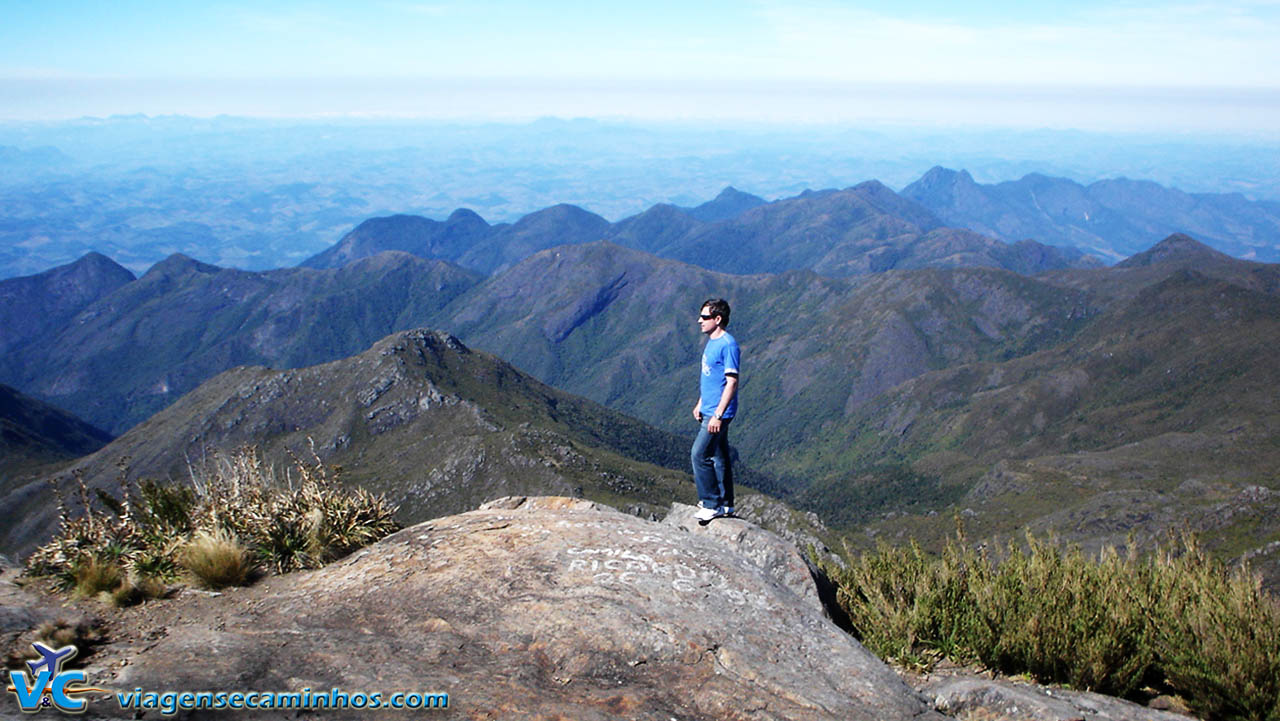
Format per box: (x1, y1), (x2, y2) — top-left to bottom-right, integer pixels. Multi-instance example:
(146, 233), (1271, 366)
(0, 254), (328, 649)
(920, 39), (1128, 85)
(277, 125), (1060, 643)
(0, 251), (482, 434)
(678, 186), (767, 221)
(303, 204), (611, 275)
(903, 166), (1280, 263)
(7, 116), (1279, 280)
(0, 329), (698, 555)
(0, 383), (111, 491)
(300, 210), (493, 271)
(303, 183), (1095, 278)
(0, 251), (135, 355)
(612, 181), (1095, 276)
(459, 203), (611, 274)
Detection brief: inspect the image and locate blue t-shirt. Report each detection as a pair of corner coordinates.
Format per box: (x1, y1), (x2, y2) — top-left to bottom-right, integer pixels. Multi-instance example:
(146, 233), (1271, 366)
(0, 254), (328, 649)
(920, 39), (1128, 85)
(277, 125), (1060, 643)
(700, 332), (741, 419)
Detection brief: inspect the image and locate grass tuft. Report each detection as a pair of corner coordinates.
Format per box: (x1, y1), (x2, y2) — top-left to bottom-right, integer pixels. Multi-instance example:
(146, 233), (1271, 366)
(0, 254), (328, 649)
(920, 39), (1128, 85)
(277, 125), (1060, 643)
(180, 529), (253, 590)
(71, 557), (122, 600)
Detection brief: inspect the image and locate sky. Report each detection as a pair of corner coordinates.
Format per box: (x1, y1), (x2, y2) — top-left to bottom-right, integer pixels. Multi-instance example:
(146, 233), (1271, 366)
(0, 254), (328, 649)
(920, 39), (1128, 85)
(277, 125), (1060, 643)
(2, 0), (1279, 131)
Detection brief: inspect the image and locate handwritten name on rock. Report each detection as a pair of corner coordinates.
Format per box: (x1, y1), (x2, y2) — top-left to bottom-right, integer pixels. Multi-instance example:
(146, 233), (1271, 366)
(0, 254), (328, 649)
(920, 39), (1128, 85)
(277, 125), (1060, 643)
(561, 543), (765, 608)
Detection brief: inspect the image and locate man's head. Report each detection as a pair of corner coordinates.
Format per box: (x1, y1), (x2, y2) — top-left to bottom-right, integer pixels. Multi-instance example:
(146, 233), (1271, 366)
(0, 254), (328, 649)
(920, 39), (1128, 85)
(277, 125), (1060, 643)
(699, 298), (731, 333)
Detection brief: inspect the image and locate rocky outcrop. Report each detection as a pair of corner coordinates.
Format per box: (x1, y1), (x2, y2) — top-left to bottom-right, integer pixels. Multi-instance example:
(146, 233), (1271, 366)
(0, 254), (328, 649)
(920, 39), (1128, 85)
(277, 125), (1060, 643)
(3, 498), (1206, 720)
(68, 497), (941, 720)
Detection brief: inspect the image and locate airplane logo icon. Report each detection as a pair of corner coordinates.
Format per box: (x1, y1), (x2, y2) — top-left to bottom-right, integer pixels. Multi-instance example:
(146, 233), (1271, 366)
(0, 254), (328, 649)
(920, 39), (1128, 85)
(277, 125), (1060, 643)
(27, 641), (77, 677)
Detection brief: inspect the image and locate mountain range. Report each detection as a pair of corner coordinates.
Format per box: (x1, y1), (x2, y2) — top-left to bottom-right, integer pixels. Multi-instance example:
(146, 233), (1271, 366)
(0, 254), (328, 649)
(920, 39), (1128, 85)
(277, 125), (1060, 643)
(5, 230), (1278, 582)
(3, 166), (1278, 587)
(904, 166), (1280, 263)
(0, 250), (480, 433)
(303, 180), (1099, 277)
(7, 117), (1279, 281)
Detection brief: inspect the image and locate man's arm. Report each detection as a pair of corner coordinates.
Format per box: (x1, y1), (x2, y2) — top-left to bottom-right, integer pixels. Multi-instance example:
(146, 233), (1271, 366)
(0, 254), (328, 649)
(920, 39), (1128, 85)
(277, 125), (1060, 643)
(706, 374), (738, 433)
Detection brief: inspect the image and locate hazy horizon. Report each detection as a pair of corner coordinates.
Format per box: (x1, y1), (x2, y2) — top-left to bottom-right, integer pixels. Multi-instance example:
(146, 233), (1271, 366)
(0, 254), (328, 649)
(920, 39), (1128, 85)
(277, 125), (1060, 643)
(3, 1), (1279, 133)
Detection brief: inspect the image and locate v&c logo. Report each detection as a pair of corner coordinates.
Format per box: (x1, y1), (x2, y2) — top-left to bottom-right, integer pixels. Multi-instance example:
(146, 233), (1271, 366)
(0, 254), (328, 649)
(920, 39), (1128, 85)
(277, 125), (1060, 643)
(6, 642), (110, 714)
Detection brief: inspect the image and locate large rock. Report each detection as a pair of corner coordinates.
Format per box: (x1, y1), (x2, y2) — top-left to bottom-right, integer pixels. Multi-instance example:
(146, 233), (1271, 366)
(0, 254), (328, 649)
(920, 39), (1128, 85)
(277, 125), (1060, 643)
(75, 497), (942, 720)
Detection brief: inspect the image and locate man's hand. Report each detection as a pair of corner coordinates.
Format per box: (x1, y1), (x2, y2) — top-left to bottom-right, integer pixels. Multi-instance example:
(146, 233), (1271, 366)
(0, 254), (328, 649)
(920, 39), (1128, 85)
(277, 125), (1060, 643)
(693, 404), (703, 422)
(707, 416), (722, 433)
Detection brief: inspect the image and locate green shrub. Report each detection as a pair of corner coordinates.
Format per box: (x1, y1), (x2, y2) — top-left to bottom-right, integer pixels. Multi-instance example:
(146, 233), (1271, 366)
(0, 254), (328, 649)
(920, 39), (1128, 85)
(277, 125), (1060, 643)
(1149, 536), (1280, 721)
(833, 540), (977, 669)
(827, 530), (1280, 720)
(961, 537), (1155, 697)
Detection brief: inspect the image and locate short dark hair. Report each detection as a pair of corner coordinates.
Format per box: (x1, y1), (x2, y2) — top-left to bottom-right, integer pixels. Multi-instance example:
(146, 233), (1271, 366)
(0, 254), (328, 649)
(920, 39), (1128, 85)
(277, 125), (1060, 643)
(701, 298), (731, 327)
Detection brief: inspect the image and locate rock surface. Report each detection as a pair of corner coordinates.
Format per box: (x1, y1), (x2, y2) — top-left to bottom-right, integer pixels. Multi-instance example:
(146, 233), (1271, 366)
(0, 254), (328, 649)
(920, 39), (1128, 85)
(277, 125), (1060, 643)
(915, 674), (1195, 721)
(56, 497), (944, 720)
(0, 557), (64, 638)
(661, 503), (829, 617)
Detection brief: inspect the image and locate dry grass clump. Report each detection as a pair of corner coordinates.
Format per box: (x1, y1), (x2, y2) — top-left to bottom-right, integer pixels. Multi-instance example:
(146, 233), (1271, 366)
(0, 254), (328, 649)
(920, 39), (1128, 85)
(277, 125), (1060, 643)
(70, 556), (124, 600)
(4, 619), (106, 670)
(827, 529), (1280, 721)
(179, 529), (253, 590)
(24, 446), (400, 602)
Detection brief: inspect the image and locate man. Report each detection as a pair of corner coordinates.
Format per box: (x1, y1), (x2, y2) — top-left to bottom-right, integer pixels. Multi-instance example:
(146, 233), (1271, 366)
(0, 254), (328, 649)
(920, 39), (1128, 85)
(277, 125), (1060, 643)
(691, 298), (739, 523)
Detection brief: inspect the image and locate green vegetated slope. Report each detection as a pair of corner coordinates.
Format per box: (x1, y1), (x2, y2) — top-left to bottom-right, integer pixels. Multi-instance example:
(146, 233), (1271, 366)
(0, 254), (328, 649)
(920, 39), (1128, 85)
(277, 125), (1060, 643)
(0, 329), (698, 556)
(437, 241), (1094, 478)
(794, 250), (1280, 586)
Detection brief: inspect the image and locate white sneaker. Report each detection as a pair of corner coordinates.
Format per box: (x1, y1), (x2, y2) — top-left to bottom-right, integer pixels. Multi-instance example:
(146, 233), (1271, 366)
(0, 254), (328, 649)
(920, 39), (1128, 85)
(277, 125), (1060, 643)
(721, 506), (735, 517)
(694, 506), (725, 522)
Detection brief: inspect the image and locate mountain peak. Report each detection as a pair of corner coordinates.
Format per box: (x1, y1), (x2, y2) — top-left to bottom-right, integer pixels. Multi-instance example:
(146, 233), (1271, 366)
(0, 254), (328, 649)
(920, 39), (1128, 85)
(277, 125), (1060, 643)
(374, 327), (472, 358)
(1117, 233), (1238, 268)
(846, 180), (944, 232)
(0, 252), (137, 355)
(142, 253), (221, 280)
(684, 186), (767, 222)
(917, 166), (976, 188)
(73, 251), (127, 270)
(446, 208), (488, 227)
(713, 186), (756, 202)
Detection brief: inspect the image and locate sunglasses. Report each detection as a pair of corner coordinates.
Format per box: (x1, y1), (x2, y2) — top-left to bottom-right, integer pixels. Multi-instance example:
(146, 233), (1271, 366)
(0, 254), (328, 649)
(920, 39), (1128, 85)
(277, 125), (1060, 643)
(699, 313), (716, 320)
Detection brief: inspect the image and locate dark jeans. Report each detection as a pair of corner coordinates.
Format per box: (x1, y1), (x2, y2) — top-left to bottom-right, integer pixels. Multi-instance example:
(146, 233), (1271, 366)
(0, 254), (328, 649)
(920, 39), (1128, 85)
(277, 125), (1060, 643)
(691, 416), (734, 510)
